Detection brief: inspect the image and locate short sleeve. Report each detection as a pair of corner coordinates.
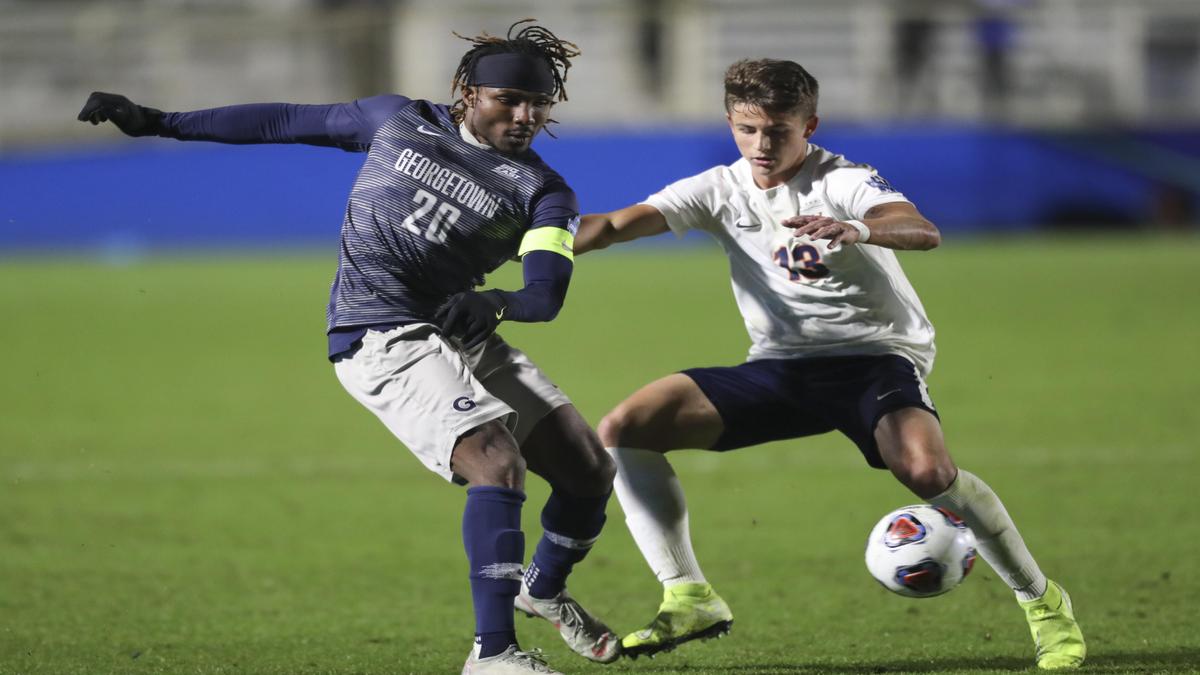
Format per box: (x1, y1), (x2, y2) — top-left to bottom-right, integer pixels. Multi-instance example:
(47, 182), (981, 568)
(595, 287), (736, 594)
(641, 167), (726, 237)
(824, 166), (911, 220)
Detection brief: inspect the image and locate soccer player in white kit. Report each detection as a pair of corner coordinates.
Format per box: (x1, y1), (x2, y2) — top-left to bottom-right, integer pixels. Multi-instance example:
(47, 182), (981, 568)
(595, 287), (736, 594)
(574, 59), (1086, 670)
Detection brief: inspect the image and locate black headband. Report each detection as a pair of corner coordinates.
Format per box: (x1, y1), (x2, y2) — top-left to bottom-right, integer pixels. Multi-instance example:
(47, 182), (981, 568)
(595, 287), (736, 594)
(468, 53), (555, 95)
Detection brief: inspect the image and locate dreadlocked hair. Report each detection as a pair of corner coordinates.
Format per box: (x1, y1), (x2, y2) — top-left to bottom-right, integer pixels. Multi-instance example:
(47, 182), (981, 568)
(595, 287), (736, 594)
(449, 18), (580, 126)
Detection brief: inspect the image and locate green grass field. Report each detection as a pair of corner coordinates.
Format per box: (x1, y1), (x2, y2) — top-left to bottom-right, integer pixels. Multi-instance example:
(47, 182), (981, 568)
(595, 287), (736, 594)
(2, 236), (1198, 674)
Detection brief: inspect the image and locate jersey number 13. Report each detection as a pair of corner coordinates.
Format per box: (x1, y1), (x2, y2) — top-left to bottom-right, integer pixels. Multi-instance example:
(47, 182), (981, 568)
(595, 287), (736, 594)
(774, 243), (830, 281)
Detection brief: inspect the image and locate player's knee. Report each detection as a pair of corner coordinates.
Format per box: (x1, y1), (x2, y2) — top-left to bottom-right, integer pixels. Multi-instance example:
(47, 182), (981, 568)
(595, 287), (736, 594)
(895, 456), (956, 499)
(460, 423), (526, 488)
(596, 411), (621, 447)
(558, 439), (616, 495)
(587, 444), (617, 488)
(475, 450), (524, 489)
(598, 406), (640, 447)
(493, 449), (526, 488)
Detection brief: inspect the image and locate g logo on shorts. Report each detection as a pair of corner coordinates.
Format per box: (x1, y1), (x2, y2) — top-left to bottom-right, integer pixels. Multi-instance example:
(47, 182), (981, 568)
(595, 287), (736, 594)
(453, 396), (477, 412)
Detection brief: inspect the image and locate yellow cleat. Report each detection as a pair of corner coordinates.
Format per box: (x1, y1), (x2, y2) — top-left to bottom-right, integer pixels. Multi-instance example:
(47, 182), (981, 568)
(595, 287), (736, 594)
(1019, 580), (1087, 670)
(621, 582), (733, 659)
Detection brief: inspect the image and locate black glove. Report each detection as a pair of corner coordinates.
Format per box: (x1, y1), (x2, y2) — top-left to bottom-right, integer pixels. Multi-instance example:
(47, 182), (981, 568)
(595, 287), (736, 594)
(435, 290), (508, 350)
(77, 92), (163, 137)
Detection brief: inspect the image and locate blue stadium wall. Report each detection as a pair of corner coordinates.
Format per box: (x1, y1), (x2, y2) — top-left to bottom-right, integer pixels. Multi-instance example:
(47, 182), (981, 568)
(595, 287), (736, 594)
(1, 125), (1192, 252)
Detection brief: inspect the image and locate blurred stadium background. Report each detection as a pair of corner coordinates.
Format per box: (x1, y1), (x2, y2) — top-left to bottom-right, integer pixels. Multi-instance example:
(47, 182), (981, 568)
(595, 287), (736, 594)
(3, 1), (1199, 674)
(2, 0), (1200, 249)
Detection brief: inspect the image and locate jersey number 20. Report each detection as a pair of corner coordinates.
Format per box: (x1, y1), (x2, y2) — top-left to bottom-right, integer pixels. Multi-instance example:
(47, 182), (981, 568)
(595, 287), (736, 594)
(400, 188), (461, 244)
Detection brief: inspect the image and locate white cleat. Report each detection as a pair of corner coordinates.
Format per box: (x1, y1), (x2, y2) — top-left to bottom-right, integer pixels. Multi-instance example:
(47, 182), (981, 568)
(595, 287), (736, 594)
(515, 582), (621, 663)
(461, 643), (562, 675)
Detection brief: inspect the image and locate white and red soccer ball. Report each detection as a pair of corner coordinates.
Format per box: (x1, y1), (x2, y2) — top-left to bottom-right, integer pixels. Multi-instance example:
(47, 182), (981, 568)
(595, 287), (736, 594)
(865, 505), (978, 598)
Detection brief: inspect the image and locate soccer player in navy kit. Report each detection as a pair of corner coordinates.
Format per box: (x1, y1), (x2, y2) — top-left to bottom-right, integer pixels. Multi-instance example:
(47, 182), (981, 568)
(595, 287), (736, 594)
(79, 21), (618, 675)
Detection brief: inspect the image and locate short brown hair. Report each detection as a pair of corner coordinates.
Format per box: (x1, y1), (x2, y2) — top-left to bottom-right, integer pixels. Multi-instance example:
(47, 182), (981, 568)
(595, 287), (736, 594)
(724, 59), (819, 118)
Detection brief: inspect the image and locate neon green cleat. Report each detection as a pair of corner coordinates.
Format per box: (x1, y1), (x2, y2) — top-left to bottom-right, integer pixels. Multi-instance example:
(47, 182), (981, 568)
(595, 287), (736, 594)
(621, 582), (733, 659)
(1019, 580), (1086, 670)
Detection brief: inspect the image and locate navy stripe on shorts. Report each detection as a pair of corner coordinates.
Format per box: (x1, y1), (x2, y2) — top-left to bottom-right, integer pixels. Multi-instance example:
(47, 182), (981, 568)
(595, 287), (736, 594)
(682, 354), (938, 469)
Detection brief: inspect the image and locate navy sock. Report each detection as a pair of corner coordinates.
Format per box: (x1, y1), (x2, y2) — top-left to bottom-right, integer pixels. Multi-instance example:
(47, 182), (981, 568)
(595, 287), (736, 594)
(463, 486), (525, 658)
(525, 489), (610, 599)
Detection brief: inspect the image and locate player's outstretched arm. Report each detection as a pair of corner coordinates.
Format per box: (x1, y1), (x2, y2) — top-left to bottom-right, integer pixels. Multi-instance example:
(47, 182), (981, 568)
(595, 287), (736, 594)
(574, 204), (669, 255)
(78, 92), (409, 150)
(784, 202), (940, 251)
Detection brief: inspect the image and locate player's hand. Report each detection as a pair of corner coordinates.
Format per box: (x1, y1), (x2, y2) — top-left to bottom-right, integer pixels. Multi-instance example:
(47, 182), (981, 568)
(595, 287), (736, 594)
(435, 291), (508, 350)
(784, 215), (862, 249)
(77, 92), (163, 137)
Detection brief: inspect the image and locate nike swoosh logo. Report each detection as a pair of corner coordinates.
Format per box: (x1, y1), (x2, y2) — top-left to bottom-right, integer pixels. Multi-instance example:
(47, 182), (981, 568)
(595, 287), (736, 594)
(495, 306), (506, 321)
(877, 388), (902, 400)
(416, 124), (441, 136)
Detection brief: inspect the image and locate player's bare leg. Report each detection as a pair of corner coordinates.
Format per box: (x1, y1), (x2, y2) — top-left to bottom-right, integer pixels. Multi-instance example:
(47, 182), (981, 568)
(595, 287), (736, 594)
(522, 404), (613, 497)
(600, 375), (721, 586)
(600, 374), (725, 451)
(449, 420), (563, 674)
(452, 419), (527, 489)
(512, 404), (621, 663)
(598, 374), (733, 658)
(875, 407), (1085, 669)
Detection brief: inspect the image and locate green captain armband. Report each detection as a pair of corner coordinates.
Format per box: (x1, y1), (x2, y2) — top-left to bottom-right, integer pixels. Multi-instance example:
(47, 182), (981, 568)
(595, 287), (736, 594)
(518, 226), (575, 261)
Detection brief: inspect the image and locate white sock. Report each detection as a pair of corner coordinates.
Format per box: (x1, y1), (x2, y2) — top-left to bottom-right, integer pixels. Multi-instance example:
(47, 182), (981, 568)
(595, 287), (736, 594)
(928, 469), (1048, 601)
(609, 446), (707, 586)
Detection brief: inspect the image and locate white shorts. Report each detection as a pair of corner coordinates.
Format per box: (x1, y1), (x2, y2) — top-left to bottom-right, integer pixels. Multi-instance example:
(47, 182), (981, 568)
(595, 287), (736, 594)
(333, 323), (571, 483)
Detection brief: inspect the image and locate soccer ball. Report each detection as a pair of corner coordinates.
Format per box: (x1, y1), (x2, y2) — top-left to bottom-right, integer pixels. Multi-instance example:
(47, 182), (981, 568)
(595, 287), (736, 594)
(864, 504), (978, 598)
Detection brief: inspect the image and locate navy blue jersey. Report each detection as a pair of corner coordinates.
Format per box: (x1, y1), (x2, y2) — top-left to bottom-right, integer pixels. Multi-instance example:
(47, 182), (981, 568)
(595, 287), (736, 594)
(330, 99), (576, 328)
(157, 95), (578, 357)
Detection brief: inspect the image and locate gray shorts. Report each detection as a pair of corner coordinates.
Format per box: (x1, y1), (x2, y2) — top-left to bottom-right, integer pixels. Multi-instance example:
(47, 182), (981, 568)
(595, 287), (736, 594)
(333, 323), (571, 482)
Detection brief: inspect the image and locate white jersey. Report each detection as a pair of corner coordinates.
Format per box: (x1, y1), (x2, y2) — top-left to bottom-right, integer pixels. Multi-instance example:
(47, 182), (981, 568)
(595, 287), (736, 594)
(642, 144), (936, 375)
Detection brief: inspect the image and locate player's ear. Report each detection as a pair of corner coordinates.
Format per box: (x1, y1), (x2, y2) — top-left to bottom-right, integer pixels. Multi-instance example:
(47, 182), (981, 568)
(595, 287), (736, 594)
(462, 86), (478, 109)
(803, 115), (820, 138)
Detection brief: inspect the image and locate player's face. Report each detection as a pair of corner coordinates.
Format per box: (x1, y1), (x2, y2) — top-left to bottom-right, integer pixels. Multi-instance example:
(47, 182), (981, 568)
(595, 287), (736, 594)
(463, 86), (553, 155)
(727, 104), (819, 189)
